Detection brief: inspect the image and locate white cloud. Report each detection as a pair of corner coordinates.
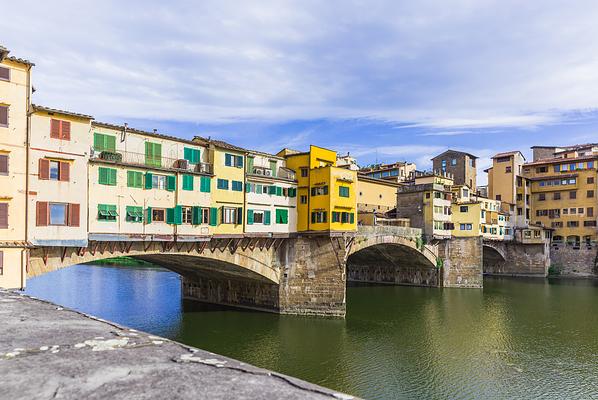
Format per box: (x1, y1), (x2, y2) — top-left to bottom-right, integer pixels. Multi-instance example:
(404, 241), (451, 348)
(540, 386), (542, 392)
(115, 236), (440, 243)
(3, 1), (598, 129)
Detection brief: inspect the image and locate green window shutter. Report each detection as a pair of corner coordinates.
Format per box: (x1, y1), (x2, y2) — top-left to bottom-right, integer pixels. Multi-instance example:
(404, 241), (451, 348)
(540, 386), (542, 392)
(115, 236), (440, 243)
(145, 172), (153, 189)
(127, 171), (135, 187)
(93, 133), (103, 151)
(350, 213), (355, 224)
(247, 157), (254, 173)
(236, 207), (243, 224)
(200, 176), (211, 193)
(146, 207), (152, 224)
(106, 135), (116, 152)
(192, 206), (202, 225)
(276, 186), (282, 196)
(109, 168), (117, 185)
(275, 209), (281, 224)
(269, 160), (277, 177)
(182, 174), (193, 191)
(282, 209), (288, 224)
(245, 182), (251, 193)
(98, 167), (108, 185)
(268, 186), (276, 195)
(166, 175), (176, 191)
(225, 153), (232, 166)
(247, 209), (254, 225)
(264, 210), (271, 225)
(288, 188), (296, 197)
(135, 172), (143, 188)
(209, 207), (218, 226)
(184, 148), (200, 164)
(166, 208), (174, 224)
(174, 205), (183, 225)
(184, 148), (192, 162)
(145, 142), (162, 167)
(236, 155), (243, 168)
(339, 186), (349, 197)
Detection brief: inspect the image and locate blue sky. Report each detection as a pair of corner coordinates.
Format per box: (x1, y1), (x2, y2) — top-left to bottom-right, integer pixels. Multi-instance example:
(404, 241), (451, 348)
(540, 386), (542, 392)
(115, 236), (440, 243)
(4, 1), (598, 184)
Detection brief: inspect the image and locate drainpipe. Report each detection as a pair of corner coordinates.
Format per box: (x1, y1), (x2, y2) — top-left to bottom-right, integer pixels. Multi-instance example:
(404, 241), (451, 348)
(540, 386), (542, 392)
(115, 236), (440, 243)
(22, 64), (32, 289)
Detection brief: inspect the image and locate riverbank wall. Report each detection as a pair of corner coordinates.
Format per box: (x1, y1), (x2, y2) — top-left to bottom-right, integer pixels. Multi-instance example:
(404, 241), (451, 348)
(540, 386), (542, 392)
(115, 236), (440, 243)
(0, 290), (355, 400)
(550, 243), (598, 277)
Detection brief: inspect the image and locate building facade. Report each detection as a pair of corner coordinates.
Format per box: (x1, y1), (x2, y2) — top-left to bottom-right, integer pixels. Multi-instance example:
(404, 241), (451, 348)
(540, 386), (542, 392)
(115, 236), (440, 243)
(359, 161), (416, 183)
(432, 149), (478, 190)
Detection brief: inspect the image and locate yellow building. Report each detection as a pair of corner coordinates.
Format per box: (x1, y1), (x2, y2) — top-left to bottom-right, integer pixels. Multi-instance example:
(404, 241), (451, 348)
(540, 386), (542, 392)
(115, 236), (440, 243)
(278, 145), (357, 233)
(0, 46), (33, 289)
(195, 137), (246, 236)
(356, 174), (400, 213)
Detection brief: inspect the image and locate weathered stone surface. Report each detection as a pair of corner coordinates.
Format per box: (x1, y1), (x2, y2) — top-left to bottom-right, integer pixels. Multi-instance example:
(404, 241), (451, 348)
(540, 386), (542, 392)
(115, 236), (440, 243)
(550, 243), (598, 277)
(0, 290), (356, 400)
(439, 237), (483, 288)
(483, 241), (550, 276)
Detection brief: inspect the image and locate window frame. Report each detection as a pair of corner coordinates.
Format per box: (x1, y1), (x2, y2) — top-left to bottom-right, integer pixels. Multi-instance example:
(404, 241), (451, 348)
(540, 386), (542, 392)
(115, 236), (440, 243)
(49, 202), (68, 226)
(0, 105), (8, 128)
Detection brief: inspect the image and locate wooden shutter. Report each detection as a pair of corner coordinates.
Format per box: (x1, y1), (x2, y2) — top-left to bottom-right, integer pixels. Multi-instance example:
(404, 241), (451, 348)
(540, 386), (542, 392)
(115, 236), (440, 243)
(0, 203), (7, 229)
(209, 207), (218, 226)
(50, 119), (61, 138)
(38, 158), (50, 180)
(68, 203), (80, 227)
(59, 162), (70, 182)
(0, 155), (8, 174)
(0, 106), (7, 126)
(0, 251), (3, 273)
(247, 209), (253, 225)
(36, 202), (48, 226)
(61, 121), (71, 140)
(236, 207), (243, 224)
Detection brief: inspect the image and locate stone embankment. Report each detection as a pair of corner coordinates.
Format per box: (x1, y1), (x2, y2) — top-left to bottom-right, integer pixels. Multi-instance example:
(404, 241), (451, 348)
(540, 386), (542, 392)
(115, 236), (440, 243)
(0, 290), (355, 400)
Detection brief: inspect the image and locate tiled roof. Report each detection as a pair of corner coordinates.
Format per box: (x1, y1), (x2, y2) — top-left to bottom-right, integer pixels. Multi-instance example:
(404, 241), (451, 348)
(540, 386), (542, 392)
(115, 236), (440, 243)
(5, 55), (35, 66)
(193, 135), (248, 153)
(524, 154), (597, 166)
(94, 121), (201, 146)
(492, 150), (524, 159)
(432, 149), (478, 160)
(32, 104), (93, 119)
(553, 143), (598, 153)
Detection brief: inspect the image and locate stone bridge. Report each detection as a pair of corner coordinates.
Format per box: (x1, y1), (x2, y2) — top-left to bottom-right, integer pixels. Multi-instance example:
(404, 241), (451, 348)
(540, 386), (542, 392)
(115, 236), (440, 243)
(482, 239), (551, 276)
(28, 226), (487, 317)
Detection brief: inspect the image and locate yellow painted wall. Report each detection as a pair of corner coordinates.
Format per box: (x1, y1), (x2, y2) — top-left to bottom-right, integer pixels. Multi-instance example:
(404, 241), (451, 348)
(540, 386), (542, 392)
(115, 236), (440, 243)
(356, 177), (398, 212)
(451, 202), (481, 237)
(211, 146), (245, 235)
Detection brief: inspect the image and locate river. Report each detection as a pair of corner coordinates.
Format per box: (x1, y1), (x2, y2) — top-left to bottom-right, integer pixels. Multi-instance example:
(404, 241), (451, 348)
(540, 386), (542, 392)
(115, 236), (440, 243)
(23, 263), (598, 399)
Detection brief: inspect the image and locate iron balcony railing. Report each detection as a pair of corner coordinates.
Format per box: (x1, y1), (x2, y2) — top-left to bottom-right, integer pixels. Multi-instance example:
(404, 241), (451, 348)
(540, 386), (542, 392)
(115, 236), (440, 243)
(91, 148), (213, 174)
(247, 166), (296, 180)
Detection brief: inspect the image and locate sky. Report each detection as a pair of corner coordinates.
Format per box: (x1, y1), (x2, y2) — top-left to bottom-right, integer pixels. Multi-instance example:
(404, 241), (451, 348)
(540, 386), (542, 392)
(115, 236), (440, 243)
(3, 0), (598, 185)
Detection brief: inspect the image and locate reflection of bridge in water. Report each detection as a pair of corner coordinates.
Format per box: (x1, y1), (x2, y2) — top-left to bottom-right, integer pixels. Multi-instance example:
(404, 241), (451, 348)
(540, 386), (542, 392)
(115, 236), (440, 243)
(28, 226), (548, 317)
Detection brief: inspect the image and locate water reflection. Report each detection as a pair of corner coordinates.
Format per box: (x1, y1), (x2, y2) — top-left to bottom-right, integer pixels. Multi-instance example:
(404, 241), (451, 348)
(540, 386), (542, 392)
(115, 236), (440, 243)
(24, 264), (598, 400)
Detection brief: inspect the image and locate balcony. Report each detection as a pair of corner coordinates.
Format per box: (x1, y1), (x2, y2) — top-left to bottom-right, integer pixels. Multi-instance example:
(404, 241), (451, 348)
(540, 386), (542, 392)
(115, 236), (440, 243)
(247, 166), (296, 181)
(91, 148), (213, 175)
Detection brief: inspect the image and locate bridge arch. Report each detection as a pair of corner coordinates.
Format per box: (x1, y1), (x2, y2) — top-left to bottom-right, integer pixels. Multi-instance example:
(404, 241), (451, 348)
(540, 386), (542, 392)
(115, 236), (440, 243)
(346, 231), (440, 287)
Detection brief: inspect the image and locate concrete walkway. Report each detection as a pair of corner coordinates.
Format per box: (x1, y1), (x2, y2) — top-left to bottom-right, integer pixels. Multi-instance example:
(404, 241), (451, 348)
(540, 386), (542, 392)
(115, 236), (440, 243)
(0, 290), (355, 400)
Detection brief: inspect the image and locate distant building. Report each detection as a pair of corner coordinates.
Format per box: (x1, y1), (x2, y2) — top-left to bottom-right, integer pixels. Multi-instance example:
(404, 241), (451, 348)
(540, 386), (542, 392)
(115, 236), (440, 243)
(360, 161), (416, 183)
(432, 150), (478, 190)
(336, 153), (360, 171)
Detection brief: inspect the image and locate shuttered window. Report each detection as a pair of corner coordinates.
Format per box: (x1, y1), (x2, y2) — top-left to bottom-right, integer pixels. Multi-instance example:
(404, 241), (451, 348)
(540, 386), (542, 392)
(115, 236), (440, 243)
(126, 206), (143, 222)
(184, 148), (200, 164)
(127, 171), (143, 188)
(98, 167), (117, 185)
(217, 179), (229, 190)
(0, 154), (8, 175)
(50, 119), (71, 140)
(93, 133), (116, 152)
(0, 105), (8, 127)
(0, 203), (7, 229)
(339, 186), (350, 198)
(145, 142), (162, 167)
(41, 160), (70, 182)
(200, 176), (211, 193)
(36, 202), (48, 226)
(275, 209), (288, 224)
(98, 204), (118, 221)
(166, 205), (183, 225)
(231, 180), (243, 191)
(69, 204), (80, 227)
(182, 174), (194, 191)
(0, 66), (9, 81)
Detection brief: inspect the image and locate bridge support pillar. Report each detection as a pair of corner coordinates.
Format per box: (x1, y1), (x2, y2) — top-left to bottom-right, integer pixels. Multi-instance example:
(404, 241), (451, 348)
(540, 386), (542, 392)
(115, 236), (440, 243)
(278, 237), (347, 317)
(438, 237), (483, 288)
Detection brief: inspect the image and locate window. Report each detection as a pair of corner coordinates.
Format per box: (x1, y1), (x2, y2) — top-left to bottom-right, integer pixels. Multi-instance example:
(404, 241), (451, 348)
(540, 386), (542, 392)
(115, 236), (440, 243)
(496, 195), (501, 201)
(145, 142), (162, 167)
(311, 186), (328, 196)
(426, 192), (431, 199)
(460, 224), (472, 230)
(339, 186), (350, 197)
(93, 133), (116, 152)
(570, 208), (576, 214)
(578, 208), (584, 214)
(505, 166), (512, 173)
(332, 211), (340, 223)
(538, 193), (546, 201)
(0, 105), (7, 127)
(127, 171), (143, 188)
(300, 195), (307, 204)
(222, 207), (241, 224)
(98, 167), (117, 185)
(587, 190), (594, 198)
(252, 210), (264, 224)
(125, 206), (143, 222)
(441, 160), (446, 172)
(0, 203), (7, 229)
(562, 208), (568, 215)
(567, 221), (579, 228)
(300, 167), (308, 177)
(150, 174), (174, 191)
(311, 211), (327, 223)
(182, 174), (194, 191)
(588, 162), (594, 169)
(217, 179), (229, 190)
(536, 166), (548, 173)
(584, 220), (597, 227)
(275, 209), (289, 224)
(460, 206), (468, 212)
(588, 177), (595, 184)
(451, 159), (457, 166)
(184, 148), (201, 164)
(0, 154), (7, 175)
(200, 176), (211, 192)
(569, 191), (577, 199)
(231, 180), (243, 191)
(0, 66), (9, 81)
(182, 206), (193, 224)
(152, 208), (166, 222)
(224, 153), (243, 168)
(98, 204), (118, 222)
(50, 119), (71, 140)
(553, 192), (561, 200)
(517, 207), (522, 216)
(39, 159), (70, 181)
(588, 207), (594, 217)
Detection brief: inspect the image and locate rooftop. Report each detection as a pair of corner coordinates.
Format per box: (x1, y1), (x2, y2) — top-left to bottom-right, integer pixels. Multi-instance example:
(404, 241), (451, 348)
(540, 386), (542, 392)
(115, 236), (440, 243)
(0, 45), (35, 66)
(432, 149), (479, 160)
(524, 154), (598, 167)
(94, 121), (201, 146)
(32, 104), (93, 120)
(492, 150), (525, 159)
